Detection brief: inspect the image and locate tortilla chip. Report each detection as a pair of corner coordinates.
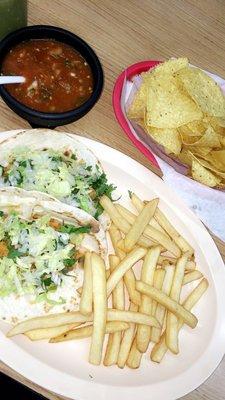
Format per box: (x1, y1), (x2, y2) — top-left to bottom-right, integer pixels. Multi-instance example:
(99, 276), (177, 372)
(186, 120), (206, 135)
(187, 146), (211, 157)
(146, 126), (182, 155)
(216, 182), (225, 189)
(146, 74), (202, 128)
(148, 57), (189, 77)
(216, 118), (225, 127)
(177, 149), (192, 166)
(195, 157), (225, 178)
(218, 136), (225, 146)
(184, 126), (221, 148)
(176, 67), (225, 117)
(178, 125), (194, 137)
(180, 133), (202, 145)
(127, 83), (147, 119)
(211, 150), (225, 168)
(204, 117), (225, 135)
(191, 158), (221, 187)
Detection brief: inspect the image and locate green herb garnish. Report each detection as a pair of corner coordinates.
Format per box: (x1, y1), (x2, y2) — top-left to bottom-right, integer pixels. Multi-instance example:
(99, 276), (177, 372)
(59, 224), (91, 234)
(92, 172), (116, 199)
(41, 274), (57, 291)
(7, 246), (22, 259)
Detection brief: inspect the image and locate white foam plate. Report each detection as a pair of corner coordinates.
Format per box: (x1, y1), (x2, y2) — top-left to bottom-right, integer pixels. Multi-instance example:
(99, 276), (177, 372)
(0, 131), (225, 400)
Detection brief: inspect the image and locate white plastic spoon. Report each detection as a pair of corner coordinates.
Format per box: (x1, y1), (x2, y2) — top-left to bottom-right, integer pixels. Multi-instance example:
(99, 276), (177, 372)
(0, 76), (25, 84)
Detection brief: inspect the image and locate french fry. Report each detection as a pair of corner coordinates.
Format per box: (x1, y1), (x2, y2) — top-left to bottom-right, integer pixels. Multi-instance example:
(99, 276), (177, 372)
(7, 312), (92, 337)
(106, 247), (147, 297)
(7, 308), (160, 337)
(183, 270), (203, 285)
(173, 235), (194, 256)
(116, 203), (168, 238)
(184, 261), (196, 271)
(104, 255), (124, 366)
(25, 323), (81, 341)
(107, 309), (160, 328)
(109, 223), (146, 306)
(154, 209), (193, 255)
(126, 339), (142, 369)
(151, 269), (166, 317)
(118, 236), (154, 250)
(101, 196), (151, 248)
(104, 332), (121, 366)
(151, 265), (174, 343)
(136, 281), (198, 328)
(50, 321), (129, 343)
(116, 238), (125, 251)
(124, 199), (159, 251)
(117, 303), (138, 368)
(80, 252), (93, 315)
(100, 195), (131, 233)
(131, 193), (193, 255)
(123, 269), (141, 306)
(89, 253), (107, 365)
(151, 278), (208, 362)
(137, 246), (161, 353)
(116, 202), (180, 257)
(142, 226), (181, 257)
(109, 255), (125, 310)
(158, 256), (196, 271)
(109, 223), (126, 260)
(149, 217), (170, 236)
(166, 252), (189, 354)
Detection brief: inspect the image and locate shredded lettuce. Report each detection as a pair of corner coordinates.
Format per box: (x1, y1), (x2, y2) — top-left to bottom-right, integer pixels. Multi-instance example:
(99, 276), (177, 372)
(1, 147), (116, 216)
(0, 212), (86, 300)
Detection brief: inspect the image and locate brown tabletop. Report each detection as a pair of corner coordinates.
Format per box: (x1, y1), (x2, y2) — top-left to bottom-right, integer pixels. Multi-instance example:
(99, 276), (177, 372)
(0, 0), (224, 399)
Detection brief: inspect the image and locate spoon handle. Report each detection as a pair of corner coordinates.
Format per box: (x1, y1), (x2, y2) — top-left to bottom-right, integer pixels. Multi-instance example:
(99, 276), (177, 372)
(0, 76), (25, 84)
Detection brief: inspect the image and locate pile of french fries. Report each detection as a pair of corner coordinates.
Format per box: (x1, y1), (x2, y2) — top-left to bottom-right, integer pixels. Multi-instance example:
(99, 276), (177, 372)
(7, 193), (208, 369)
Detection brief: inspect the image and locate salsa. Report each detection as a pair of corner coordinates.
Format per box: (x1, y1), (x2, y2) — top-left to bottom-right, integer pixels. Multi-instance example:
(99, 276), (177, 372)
(2, 39), (94, 113)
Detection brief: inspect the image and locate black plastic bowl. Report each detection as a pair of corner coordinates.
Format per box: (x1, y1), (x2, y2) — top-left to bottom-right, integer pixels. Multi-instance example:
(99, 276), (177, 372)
(0, 25), (104, 128)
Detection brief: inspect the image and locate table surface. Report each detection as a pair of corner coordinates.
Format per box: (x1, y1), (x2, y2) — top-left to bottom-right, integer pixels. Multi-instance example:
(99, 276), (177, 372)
(0, 0), (224, 399)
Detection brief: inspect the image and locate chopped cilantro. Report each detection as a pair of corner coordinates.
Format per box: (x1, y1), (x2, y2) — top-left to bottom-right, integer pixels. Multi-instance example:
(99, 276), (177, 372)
(128, 190), (133, 199)
(41, 274), (57, 291)
(51, 155), (63, 162)
(94, 203), (104, 219)
(18, 160), (27, 168)
(71, 154), (77, 160)
(7, 246), (22, 259)
(86, 165), (92, 172)
(16, 171), (23, 186)
(59, 224), (91, 234)
(92, 173), (116, 199)
(63, 258), (76, 268)
(71, 187), (79, 195)
(0, 211), (4, 217)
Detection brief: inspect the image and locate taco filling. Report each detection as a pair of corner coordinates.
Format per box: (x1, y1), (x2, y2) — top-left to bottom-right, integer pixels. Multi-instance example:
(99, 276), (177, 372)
(0, 210), (91, 299)
(0, 146), (115, 218)
(0, 191), (108, 324)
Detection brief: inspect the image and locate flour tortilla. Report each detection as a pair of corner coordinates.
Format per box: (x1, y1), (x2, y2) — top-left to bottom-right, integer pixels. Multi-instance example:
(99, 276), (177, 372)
(0, 187), (107, 323)
(0, 129), (101, 172)
(0, 129), (108, 214)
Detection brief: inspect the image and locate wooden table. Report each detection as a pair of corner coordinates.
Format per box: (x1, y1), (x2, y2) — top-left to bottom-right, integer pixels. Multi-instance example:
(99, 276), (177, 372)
(0, 0), (224, 399)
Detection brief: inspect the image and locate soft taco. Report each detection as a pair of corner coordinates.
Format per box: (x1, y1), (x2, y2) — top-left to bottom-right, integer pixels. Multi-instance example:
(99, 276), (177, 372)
(0, 188), (107, 323)
(0, 129), (115, 219)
